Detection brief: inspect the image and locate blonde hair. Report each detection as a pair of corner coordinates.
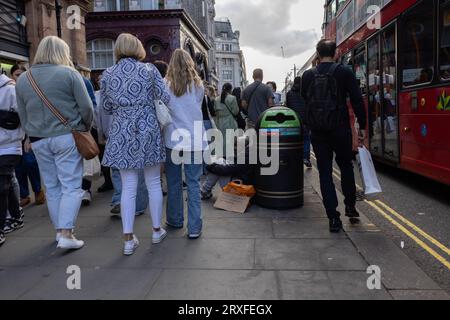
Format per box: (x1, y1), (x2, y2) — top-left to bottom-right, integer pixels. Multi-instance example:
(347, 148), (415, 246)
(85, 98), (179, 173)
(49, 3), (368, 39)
(166, 49), (202, 97)
(33, 36), (74, 67)
(115, 33), (146, 62)
(207, 85), (217, 98)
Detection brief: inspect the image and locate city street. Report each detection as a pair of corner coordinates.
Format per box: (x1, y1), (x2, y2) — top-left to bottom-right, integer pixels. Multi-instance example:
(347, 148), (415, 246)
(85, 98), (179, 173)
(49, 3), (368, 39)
(322, 157), (450, 296)
(1, 0), (450, 304)
(0, 169), (448, 300)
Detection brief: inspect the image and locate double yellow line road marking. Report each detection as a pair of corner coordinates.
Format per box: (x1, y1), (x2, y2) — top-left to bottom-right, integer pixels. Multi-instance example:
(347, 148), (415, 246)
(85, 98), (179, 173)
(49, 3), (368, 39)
(310, 154), (450, 270)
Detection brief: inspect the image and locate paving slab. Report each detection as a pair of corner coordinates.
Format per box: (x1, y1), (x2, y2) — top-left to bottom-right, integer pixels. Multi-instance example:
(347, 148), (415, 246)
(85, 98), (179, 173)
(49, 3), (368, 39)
(254, 239), (368, 271)
(278, 271), (392, 300)
(348, 232), (442, 290)
(146, 238), (255, 270)
(18, 267), (161, 300)
(0, 266), (55, 299)
(146, 269), (279, 300)
(389, 290), (450, 300)
(272, 218), (346, 239)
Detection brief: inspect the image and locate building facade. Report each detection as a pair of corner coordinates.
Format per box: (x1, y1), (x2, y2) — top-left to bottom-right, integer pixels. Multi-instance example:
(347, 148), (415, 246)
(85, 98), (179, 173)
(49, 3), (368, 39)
(86, 0), (211, 83)
(182, 0), (218, 85)
(214, 18), (247, 92)
(1, 0), (90, 75)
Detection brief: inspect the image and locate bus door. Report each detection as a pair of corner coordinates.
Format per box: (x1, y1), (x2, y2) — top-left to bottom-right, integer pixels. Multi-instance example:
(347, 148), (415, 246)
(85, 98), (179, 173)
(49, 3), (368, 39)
(380, 24), (399, 162)
(367, 23), (400, 162)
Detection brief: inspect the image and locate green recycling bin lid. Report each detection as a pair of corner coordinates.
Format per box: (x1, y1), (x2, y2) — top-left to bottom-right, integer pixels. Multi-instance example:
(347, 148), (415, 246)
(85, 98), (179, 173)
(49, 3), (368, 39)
(259, 107), (301, 129)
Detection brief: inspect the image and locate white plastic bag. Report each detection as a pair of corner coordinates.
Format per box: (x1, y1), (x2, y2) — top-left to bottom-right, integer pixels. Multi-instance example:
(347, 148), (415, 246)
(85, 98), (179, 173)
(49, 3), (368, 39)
(83, 156), (101, 181)
(357, 146), (382, 196)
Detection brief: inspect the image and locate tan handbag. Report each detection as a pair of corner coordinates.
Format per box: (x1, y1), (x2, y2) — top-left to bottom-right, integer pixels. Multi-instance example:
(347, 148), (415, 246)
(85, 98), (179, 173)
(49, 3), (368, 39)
(26, 71), (99, 160)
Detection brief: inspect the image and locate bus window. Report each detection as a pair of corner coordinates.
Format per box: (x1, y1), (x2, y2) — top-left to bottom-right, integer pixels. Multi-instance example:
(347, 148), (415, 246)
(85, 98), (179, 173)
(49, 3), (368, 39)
(354, 46), (367, 96)
(382, 26), (399, 160)
(368, 36), (382, 156)
(401, 0), (434, 87)
(440, 0), (450, 80)
(341, 51), (352, 68)
(337, 0), (347, 12)
(326, 0), (337, 23)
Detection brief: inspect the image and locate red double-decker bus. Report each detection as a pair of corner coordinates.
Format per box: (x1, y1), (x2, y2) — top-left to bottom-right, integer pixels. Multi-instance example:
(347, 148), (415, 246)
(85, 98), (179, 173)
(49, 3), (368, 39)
(322, 0), (450, 185)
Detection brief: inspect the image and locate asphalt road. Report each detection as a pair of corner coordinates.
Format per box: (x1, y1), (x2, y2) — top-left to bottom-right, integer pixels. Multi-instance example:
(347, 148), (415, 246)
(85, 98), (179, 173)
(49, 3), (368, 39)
(327, 159), (450, 293)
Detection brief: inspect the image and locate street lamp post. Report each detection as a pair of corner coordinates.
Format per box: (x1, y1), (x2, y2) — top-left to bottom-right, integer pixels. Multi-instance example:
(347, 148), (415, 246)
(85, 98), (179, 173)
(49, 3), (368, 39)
(55, 0), (63, 38)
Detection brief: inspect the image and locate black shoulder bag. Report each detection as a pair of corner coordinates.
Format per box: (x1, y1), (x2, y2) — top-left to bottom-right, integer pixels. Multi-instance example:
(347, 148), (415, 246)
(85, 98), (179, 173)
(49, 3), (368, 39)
(224, 99), (246, 130)
(0, 80), (21, 130)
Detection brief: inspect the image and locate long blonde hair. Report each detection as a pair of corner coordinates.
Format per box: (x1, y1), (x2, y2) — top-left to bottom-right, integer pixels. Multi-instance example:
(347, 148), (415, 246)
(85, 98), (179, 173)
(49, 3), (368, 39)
(33, 36), (74, 67)
(166, 49), (202, 97)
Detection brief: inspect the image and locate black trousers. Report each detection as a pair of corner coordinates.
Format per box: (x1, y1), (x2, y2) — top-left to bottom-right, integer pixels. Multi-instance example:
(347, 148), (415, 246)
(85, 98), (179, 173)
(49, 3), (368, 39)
(0, 155), (22, 231)
(311, 127), (357, 219)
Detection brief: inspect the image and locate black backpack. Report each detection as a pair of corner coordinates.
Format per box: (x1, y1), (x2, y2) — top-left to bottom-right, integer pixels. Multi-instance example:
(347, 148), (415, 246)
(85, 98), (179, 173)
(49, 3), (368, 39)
(305, 63), (343, 131)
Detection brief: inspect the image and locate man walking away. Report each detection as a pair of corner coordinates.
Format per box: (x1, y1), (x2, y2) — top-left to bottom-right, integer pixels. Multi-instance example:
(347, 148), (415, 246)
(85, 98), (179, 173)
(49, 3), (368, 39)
(241, 69), (274, 129)
(301, 39), (366, 233)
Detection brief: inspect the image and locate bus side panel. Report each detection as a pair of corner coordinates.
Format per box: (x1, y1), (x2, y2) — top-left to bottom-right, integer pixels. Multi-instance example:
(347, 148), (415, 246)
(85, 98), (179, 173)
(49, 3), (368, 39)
(336, 0), (418, 57)
(399, 88), (450, 185)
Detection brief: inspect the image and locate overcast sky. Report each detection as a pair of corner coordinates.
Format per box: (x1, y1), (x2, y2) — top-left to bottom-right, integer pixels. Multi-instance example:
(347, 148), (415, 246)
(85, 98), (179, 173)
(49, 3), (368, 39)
(215, 0), (324, 90)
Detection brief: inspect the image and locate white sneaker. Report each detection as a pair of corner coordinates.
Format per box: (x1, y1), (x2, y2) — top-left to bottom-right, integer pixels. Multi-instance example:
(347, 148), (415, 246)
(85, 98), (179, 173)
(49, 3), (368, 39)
(124, 235), (139, 256)
(152, 228), (167, 244)
(82, 191), (92, 206)
(57, 236), (84, 250)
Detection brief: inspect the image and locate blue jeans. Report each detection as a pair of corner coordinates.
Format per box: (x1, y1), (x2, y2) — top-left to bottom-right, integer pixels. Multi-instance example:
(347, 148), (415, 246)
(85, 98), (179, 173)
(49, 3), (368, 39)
(165, 149), (203, 234)
(32, 134), (83, 230)
(111, 168), (148, 213)
(304, 130), (311, 161)
(203, 120), (213, 173)
(15, 150), (42, 198)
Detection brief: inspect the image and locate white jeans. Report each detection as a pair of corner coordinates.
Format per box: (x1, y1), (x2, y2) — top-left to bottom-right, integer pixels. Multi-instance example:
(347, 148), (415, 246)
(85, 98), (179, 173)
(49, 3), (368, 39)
(120, 165), (163, 234)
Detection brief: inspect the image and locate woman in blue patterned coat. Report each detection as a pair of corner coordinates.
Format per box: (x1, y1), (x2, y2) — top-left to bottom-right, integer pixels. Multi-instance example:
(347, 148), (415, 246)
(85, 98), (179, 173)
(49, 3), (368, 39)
(101, 33), (170, 256)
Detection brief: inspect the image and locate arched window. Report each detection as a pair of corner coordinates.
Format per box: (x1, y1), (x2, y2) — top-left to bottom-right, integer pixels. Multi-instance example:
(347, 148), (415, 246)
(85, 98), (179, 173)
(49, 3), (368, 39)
(87, 39), (115, 70)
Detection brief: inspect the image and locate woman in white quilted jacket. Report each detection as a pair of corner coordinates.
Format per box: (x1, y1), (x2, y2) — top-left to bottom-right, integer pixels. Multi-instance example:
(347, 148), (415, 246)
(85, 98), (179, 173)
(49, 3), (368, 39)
(0, 73), (25, 247)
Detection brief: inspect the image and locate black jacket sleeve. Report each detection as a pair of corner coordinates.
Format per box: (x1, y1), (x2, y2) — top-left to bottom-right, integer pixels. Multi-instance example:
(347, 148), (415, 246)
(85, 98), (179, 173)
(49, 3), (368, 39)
(208, 98), (216, 117)
(301, 71), (312, 101)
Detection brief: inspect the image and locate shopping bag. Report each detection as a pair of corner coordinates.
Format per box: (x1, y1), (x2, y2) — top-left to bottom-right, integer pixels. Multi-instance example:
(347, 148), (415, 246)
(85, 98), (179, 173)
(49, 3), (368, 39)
(83, 156), (101, 181)
(356, 147), (382, 196)
(223, 180), (256, 197)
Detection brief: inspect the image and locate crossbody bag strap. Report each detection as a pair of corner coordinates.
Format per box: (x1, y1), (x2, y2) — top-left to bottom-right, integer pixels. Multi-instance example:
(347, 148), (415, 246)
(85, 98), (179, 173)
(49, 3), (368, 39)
(247, 81), (262, 106)
(26, 71), (70, 127)
(223, 100), (238, 118)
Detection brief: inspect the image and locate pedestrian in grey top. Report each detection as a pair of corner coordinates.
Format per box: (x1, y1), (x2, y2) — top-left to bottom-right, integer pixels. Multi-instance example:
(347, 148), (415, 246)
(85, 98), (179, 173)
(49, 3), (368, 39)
(15, 36), (94, 251)
(241, 69), (274, 128)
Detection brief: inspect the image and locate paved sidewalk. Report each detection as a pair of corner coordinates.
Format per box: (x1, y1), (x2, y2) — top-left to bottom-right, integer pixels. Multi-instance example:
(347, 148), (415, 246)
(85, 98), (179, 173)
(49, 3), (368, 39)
(0, 170), (448, 300)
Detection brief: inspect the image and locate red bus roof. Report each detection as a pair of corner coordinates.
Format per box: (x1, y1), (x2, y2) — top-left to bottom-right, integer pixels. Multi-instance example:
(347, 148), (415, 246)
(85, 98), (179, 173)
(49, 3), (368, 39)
(323, 0), (419, 56)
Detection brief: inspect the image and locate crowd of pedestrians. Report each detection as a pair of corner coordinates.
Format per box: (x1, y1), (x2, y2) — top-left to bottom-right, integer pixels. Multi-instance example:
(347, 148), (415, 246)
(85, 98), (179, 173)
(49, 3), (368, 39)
(0, 33), (366, 252)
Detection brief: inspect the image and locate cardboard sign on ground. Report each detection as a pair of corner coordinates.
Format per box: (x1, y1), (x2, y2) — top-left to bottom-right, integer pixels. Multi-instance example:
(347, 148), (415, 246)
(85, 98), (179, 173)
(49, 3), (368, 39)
(214, 191), (251, 214)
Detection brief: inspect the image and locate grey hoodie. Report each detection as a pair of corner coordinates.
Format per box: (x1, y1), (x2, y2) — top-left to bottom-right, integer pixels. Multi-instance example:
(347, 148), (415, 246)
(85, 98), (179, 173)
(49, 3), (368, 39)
(0, 74), (24, 156)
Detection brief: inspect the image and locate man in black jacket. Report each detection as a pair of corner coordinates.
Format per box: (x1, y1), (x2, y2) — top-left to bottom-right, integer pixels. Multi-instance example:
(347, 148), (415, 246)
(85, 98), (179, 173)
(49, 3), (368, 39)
(286, 76), (311, 168)
(302, 40), (367, 233)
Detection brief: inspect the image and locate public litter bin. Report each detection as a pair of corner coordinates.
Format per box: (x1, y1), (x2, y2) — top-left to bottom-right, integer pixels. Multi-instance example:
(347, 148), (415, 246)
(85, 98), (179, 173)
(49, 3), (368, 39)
(254, 107), (304, 209)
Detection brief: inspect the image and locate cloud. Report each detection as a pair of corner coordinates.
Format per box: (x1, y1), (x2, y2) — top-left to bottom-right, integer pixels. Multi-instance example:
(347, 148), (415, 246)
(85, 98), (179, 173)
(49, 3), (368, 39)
(215, 0), (318, 58)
